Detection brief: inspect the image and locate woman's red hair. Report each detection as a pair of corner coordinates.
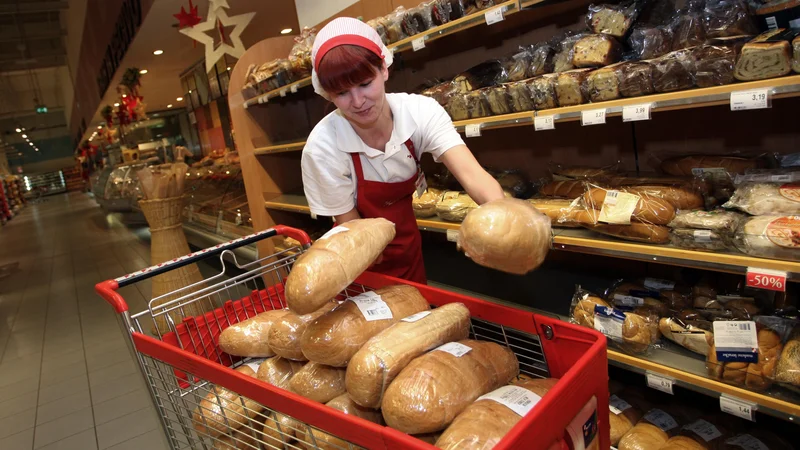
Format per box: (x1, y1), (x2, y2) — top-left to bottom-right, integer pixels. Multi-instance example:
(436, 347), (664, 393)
(317, 45), (383, 95)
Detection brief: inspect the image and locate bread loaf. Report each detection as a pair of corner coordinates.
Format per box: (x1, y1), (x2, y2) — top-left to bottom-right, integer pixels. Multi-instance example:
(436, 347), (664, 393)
(555, 69), (590, 106)
(486, 85), (512, 115)
(268, 301), (338, 361)
(775, 325), (800, 386)
(622, 308), (661, 354)
(573, 34), (622, 68)
(676, 418), (729, 449)
(346, 302), (470, 408)
(508, 80), (535, 112)
(458, 198), (551, 275)
(285, 218), (396, 315)
(671, 13), (706, 50)
(529, 198), (597, 227)
(584, 223), (671, 243)
(609, 394), (642, 446)
(628, 26), (671, 60)
(436, 192), (478, 222)
(793, 35), (800, 73)
(734, 29), (794, 81)
(213, 417), (265, 450)
(262, 410), (301, 447)
(300, 394), (384, 450)
(660, 155), (759, 177)
(618, 408), (681, 450)
(587, 4), (635, 38)
(300, 285), (430, 366)
(539, 180), (587, 199)
(583, 188), (676, 225)
(652, 49), (695, 93)
(413, 188), (444, 218)
(707, 326), (783, 390)
(724, 183), (800, 215)
(446, 93), (469, 121)
(529, 75), (557, 110)
(466, 90), (491, 119)
(693, 44), (737, 87)
(218, 309), (291, 357)
(617, 62), (654, 98)
(668, 210), (744, 233)
(256, 356), (304, 388)
(584, 64), (621, 102)
(381, 339), (519, 434)
(572, 295), (611, 329)
(193, 366), (263, 438)
(733, 215), (800, 262)
(624, 185), (704, 210)
(434, 378), (558, 449)
(658, 318), (711, 355)
(289, 362), (347, 403)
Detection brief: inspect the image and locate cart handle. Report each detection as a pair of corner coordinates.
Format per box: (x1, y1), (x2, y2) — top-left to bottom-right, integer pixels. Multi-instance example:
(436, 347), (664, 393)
(95, 225), (311, 313)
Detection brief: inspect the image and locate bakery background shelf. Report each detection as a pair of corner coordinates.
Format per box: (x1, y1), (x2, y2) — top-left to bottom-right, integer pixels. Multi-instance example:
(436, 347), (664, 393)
(452, 75), (800, 131)
(243, 77), (312, 108)
(253, 141), (307, 155)
(262, 193), (800, 279)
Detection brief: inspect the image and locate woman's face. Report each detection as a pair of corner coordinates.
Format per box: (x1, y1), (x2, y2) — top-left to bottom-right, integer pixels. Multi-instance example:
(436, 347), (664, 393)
(330, 63), (389, 127)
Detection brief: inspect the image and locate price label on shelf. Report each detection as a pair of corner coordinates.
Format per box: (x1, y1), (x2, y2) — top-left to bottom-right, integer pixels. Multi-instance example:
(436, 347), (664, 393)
(581, 109), (606, 126)
(485, 7), (505, 25)
(446, 229), (459, 242)
(534, 115), (555, 131)
(412, 37), (426, 51)
(745, 267), (786, 292)
(720, 395), (756, 421)
(622, 104), (651, 122)
(279, 89), (287, 97)
(465, 124), (482, 137)
(646, 372), (674, 394)
(730, 89), (770, 111)
(258, 95), (269, 104)
(290, 84), (299, 94)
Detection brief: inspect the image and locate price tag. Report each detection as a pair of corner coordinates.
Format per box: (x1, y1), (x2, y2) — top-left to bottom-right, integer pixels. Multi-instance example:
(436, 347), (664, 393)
(290, 84), (298, 94)
(581, 109), (606, 126)
(694, 229), (712, 242)
(593, 305), (624, 339)
(646, 372), (674, 394)
(279, 89), (287, 97)
(244, 358), (266, 372)
(484, 7), (505, 25)
(730, 89), (770, 111)
(613, 294), (644, 307)
(435, 342), (472, 357)
(258, 95), (269, 104)
(478, 385), (542, 416)
(310, 212), (318, 220)
(401, 311), (431, 323)
(643, 278), (675, 291)
(720, 395), (756, 421)
(349, 291), (393, 321)
(746, 267), (786, 292)
(534, 115), (555, 131)
(465, 123), (482, 137)
(446, 229), (459, 242)
(609, 395), (633, 415)
(412, 37), (426, 51)
(622, 104), (651, 122)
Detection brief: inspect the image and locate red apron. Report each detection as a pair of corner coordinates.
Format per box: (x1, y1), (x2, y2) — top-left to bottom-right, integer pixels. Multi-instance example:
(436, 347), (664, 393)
(350, 139), (426, 284)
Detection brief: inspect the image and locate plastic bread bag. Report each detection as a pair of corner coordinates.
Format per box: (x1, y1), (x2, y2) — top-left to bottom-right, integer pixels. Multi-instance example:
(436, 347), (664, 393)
(774, 324), (800, 388)
(572, 34), (623, 68)
(627, 25), (673, 60)
(453, 60), (508, 92)
(528, 198), (595, 228)
(724, 182), (800, 215)
(583, 222), (671, 244)
(554, 68), (590, 107)
(605, 279), (672, 315)
(385, 7), (408, 43)
(192, 365), (264, 437)
(430, 0), (453, 25)
(484, 84), (512, 115)
(618, 407), (688, 450)
(538, 179), (590, 199)
(402, 2), (434, 37)
(553, 32), (589, 73)
(413, 187), (444, 218)
(722, 431), (796, 450)
(658, 312), (713, 355)
(527, 43), (556, 77)
(702, 0), (757, 38)
(504, 46), (533, 82)
(467, 89), (492, 118)
(615, 61), (655, 98)
(623, 183), (705, 210)
(691, 43), (739, 87)
(670, 417), (731, 449)
(608, 393), (643, 447)
(581, 184), (677, 226)
(528, 74), (558, 110)
(670, 228), (732, 251)
(582, 63), (623, 103)
(733, 215), (800, 262)
(668, 209), (745, 233)
(570, 287), (612, 329)
(706, 315), (794, 391)
(288, 27), (316, 77)
(420, 80), (460, 106)
(586, 0), (642, 38)
(491, 169), (531, 198)
(550, 162), (621, 181)
(507, 80), (535, 112)
(651, 48), (696, 93)
(657, 153), (764, 186)
(669, 0), (707, 50)
(445, 92), (470, 121)
(436, 191), (479, 222)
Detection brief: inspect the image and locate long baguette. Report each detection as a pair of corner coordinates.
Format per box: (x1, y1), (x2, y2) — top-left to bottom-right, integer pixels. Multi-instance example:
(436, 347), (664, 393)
(346, 303), (471, 408)
(583, 188), (675, 225)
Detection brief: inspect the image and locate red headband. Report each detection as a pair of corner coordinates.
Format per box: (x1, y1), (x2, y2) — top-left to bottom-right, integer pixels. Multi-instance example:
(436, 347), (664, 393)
(314, 34), (385, 69)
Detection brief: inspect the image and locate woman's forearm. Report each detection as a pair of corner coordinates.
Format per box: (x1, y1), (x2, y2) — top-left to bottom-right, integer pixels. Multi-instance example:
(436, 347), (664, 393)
(440, 145), (505, 204)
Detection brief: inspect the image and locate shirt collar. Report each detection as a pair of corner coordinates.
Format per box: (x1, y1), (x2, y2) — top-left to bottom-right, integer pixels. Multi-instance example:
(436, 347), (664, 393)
(333, 93), (418, 157)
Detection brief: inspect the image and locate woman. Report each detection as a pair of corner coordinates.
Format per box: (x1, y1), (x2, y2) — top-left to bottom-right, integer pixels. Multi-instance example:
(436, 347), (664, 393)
(302, 17), (504, 284)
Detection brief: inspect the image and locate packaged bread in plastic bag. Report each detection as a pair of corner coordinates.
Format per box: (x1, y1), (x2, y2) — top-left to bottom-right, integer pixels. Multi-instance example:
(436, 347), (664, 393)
(582, 185), (676, 226)
(573, 34), (623, 68)
(529, 74), (558, 110)
(529, 198), (598, 227)
(453, 60), (508, 92)
(628, 25), (672, 60)
(585, 222), (671, 243)
(445, 92), (470, 121)
(505, 47), (533, 82)
(466, 90), (492, 118)
(553, 32), (589, 73)
(413, 187), (443, 218)
(692, 43), (738, 88)
(606, 280), (671, 316)
(298, 394), (383, 450)
(436, 191), (478, 222)
(402, 2), (435, 36)
(507, 80), (535, 112)
(527, 43), (556, 77)
(586, 1), (641, 38)
(551, 162), (619, 181)
(435, 378), (557, 449)
(420, 81), (460, 106)
(555, 68), (590, 106)
(218, 309), (292, 357)
(651, 48), (696, 93)
(485, 84), (512, 115)
(608, 393), (643, 447)
(670, 0), (706, 50)
(734, 215), (800, 262)
(724, 182), (800, 215)
(193, 365), (264, 437)
(624, 184), (704, 210)
(385, 7), (408, 43)
(667, 417), (730, 449)
(458, 198), (551, 274)
(659, 154), (762, 181)
(267, 302), (338, 360)
(702, 0), (757, 38)
(671, 228), (732, 251)
(734, 28), (796, 82)
(583, 63), (622, 102)
(616, 61), (655, 98)
(774, 324), (800, 388)
(659, 313), (713, 355)
(668, 209), (745, 233)
(618, 407), (685, 450)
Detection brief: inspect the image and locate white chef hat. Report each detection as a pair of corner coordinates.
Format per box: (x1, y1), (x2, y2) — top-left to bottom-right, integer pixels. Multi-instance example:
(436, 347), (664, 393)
(311, 17), (394, 100)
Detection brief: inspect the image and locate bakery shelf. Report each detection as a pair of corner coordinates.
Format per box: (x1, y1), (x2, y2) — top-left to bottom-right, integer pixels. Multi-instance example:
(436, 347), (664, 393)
(253, 141), (307, 155)
(452, 75), (800, 132)
(264, 193), (800, 280)
(243, 0), (537, 108)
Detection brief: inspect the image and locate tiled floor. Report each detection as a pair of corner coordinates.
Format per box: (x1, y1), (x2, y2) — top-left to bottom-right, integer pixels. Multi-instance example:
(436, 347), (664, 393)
(0, 193), (170, 450)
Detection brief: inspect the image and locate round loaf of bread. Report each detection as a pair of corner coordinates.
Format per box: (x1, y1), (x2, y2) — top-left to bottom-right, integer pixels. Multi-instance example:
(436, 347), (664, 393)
(619, 423), (670, 450)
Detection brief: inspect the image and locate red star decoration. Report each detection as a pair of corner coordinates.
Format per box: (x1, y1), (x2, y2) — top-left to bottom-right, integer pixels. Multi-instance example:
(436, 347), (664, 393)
(174, 0), (202, 29)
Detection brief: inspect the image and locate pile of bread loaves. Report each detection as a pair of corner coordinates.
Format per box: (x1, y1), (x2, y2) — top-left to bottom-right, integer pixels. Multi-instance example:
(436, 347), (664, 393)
(421, 0), (800, 121)
(195, 210), (556, 449)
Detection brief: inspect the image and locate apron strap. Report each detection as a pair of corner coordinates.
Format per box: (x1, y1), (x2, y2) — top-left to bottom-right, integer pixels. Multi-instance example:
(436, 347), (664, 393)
(404, 139), (419, 164)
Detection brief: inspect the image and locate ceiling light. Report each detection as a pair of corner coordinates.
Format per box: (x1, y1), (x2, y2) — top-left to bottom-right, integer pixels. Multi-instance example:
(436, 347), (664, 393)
(227, 67), (231, 71)
(176, 97), (183, 101)
(29, 142), (33, 146)
(154, 50), (163, 55)
(189, 90), (192, 93)
(139, 69), (148, 74)
(281, 28), (293, 34)
(167, 104), (173, 108)
(114, 103), (119, 107)
(98, 125), (102, 129)
(122, 94), (127, 98)
(21, 134), (27, 138)
(15, 128), (21, 133)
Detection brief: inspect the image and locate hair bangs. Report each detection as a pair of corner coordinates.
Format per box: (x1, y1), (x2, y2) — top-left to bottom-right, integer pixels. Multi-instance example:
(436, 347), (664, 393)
(317, 45), (383, 95)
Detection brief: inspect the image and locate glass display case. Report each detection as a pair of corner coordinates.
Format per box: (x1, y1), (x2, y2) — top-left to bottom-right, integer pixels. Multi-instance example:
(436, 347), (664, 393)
(96, 160), (156, 211)
(183, 163), (252, 240)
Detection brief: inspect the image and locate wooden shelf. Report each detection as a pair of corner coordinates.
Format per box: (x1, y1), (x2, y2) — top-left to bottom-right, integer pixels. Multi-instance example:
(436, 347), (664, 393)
(264, 193), (800, 279)
(254, 141), (306, 155)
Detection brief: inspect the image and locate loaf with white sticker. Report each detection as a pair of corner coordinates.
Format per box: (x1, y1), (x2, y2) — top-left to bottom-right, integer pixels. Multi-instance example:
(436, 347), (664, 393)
(218, 309), (291, 357)
(300, 284), (430, 367)
(435, 378), (557, 449)
(267, 301), (338, 361)
(285, 218), (396, 314)
(381, 339), (519, 434)
(346, 302), (471, 408)
(583, 188), (676, 225)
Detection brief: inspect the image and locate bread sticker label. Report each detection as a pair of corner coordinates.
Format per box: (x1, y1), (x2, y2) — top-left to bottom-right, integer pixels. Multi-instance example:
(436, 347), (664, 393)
(435, 342), (472, 357)
(349, 292), (393, 321)
(726, 435), (769, 450)
(319, 226), (349, 241)
(613, 294), (644, 308)
(593, 305), (624, 340)
(442, 191), (461, 201)
(599, 191), (639, 225)
(608, 395), (632, 415)
(684, 419), (722, 442)
(477, 385), (542, 417)
(643, 278), (675, 291)
(713, 321), (758, 363)
(691, 167), (729, 183)
(779, 183), (800, 203)
(766, 216), (800, 248)
(243, 358), (266, 372)
(644, 409), (678, 432)
(694, 230), (713, 242)
(401, 311), (431, 323)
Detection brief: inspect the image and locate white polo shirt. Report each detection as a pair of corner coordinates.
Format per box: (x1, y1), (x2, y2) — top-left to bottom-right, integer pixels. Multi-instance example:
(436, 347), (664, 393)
(301, 93), (464, 216)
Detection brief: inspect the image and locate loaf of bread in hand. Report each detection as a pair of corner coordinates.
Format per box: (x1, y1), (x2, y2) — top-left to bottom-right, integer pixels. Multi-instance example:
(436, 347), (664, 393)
(434, 378), (558, 449)
(267, 301), (338, 361)
(573, 34), (622, 68)
(458, 198), (551, 275)
(193, 366), (263, 438)
(300, 284), (430, 367)
(289, 362), (347, 404)
(297, 394), (384, 450)
(734, 29), (793, 81)
(346, 302), (471, 408)
(218, 309), (291, 357)
(381, 339), (519, 434)
(285, 218), (396, 315)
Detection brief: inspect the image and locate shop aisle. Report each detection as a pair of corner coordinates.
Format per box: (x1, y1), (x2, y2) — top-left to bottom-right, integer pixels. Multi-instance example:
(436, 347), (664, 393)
(0, 193), (170, 450)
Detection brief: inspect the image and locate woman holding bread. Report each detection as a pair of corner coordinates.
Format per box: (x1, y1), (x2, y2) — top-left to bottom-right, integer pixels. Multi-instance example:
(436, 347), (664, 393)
(302, 17), (504, 283)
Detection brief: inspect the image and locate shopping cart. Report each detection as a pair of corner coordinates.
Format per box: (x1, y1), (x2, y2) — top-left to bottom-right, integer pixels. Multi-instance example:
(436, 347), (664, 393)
(96, 225), (610, 450)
